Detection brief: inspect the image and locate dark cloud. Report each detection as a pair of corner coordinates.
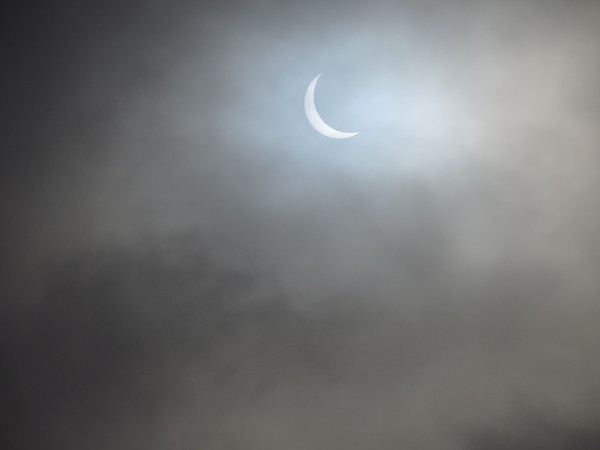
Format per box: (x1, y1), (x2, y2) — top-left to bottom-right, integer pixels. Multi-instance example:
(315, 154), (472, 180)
(3, 0), (600, 448)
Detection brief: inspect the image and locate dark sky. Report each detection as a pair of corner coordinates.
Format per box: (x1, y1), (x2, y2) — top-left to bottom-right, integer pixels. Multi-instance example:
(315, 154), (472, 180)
(3, 0), (600, 448)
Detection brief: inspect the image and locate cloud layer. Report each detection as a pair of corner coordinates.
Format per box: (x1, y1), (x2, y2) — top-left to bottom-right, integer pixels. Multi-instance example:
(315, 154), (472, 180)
(3, 0), (600, 448)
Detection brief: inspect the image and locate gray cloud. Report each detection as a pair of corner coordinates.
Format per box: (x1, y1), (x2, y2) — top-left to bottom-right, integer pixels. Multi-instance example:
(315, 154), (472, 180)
(3, 0), (600, 448)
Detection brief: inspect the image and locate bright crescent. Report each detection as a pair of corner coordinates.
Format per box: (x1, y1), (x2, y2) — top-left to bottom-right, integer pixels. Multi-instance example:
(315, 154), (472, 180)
(304, 74), (359, 139)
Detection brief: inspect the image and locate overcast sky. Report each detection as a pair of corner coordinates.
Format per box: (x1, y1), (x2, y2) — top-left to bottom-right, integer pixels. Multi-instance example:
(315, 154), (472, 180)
(3, 0), (600, 448)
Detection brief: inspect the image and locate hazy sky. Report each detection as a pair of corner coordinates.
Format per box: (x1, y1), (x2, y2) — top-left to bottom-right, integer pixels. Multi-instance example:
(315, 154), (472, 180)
(3, 0), (600, 448)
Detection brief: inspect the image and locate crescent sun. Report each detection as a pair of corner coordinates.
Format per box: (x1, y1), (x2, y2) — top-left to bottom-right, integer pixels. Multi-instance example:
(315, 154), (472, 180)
(304, 74), (359, 139)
